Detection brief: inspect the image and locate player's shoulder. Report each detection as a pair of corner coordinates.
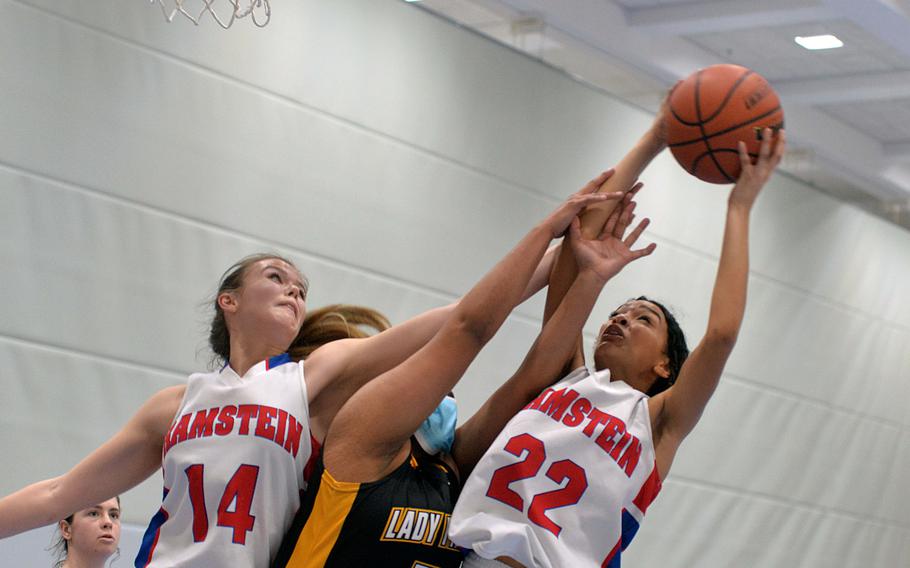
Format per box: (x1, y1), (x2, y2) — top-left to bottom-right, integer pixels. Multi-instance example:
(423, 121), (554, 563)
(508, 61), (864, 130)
(151, 384), (187, 415)
(129, 384), (187, 440)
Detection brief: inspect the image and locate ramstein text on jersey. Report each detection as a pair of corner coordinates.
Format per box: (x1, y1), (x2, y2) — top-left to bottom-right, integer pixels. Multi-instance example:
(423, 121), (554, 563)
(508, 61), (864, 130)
(163, 404), (306, 458)
(524, 386), (643, 476)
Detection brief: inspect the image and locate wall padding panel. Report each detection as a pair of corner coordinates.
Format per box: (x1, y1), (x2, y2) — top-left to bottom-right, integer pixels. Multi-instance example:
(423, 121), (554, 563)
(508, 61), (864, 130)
(1, 0), (908, 566)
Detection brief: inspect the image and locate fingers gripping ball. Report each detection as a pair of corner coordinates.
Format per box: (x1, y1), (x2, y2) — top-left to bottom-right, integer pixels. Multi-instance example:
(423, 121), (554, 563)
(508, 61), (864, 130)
(667, 64), (784, 184)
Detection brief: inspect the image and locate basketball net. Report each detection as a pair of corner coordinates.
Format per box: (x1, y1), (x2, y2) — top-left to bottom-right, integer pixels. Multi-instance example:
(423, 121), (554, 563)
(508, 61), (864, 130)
(151, 0), (270, 28)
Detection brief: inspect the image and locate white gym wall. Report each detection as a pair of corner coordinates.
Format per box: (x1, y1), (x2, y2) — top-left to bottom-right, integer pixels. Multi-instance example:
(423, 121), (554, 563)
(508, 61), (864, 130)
(0, 0), (908, 566)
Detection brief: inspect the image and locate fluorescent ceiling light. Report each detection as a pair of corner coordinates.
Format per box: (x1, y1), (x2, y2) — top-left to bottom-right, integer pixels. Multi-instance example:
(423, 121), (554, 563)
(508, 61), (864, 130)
(794, 34), (844, 50)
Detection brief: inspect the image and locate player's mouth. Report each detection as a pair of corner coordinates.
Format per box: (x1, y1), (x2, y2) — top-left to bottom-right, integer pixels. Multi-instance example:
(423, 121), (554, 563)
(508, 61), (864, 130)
(601, 324), (624, 342)
(277, 301), (299, 319)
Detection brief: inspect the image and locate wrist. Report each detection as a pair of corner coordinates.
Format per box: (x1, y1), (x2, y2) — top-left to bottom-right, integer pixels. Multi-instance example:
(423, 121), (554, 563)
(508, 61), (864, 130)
(642, 125), (667, 154)
(532, 220), (557, 240)
(727, 197), (754, 214)
(577, 264), (614, 286)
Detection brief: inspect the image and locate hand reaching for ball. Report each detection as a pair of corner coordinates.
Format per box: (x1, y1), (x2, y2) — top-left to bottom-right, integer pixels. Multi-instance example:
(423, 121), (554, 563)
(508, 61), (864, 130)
(729, 128), (786, 209)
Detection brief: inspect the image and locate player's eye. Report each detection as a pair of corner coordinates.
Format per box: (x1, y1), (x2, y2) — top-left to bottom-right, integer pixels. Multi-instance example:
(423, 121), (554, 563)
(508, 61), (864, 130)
(269, 272), (281, 282)
(638, 316), (651, 324)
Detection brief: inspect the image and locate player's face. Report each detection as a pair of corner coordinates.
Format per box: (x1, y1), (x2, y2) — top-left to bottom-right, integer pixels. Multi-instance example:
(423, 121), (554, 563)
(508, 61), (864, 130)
(64, 498), (121, 559)
(229, 259), (308, 347)
(593, 300), (670, 392)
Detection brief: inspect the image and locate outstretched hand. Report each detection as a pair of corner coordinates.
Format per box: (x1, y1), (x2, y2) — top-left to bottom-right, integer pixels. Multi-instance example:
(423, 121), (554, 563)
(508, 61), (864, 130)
(542, 170), (624, 238)
(568, 192), (656, 283)
(729, 128), (786, 209)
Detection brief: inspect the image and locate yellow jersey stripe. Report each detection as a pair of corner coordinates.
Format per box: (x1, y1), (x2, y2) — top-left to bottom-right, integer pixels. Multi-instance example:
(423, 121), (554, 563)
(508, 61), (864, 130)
(285, 470), (360, 568)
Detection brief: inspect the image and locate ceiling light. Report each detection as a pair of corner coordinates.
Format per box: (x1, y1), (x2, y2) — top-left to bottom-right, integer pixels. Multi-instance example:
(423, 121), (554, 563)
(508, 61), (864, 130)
(794, 34), (844, 50)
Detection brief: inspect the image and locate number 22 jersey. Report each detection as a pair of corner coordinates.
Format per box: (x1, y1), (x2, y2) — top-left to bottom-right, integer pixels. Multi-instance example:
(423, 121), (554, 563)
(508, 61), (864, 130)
(448, 367), (662, 568)
(135, 353), (314, 568)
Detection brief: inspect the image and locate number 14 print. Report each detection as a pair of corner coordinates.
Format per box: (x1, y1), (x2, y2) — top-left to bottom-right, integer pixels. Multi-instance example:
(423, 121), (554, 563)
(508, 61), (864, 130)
(485, 434), (588, 537)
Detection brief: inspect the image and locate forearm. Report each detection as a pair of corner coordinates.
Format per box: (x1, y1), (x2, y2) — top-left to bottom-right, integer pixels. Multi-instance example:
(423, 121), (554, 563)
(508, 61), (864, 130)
(579, 129), (665, 237)
(453, 269), (606, 477)
(325, 224), (554, 473)
(454, 224), (552, 344)
(522, 270), (605, 386)
(0, 478), (65, 538)
(521, 244), (559, 302)
(546, 128), (664, 323)
(706, 202), (752, 342)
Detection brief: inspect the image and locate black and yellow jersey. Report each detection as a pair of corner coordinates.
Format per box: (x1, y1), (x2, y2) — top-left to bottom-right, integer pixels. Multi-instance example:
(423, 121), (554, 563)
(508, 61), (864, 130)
(273, 451), (463, 568)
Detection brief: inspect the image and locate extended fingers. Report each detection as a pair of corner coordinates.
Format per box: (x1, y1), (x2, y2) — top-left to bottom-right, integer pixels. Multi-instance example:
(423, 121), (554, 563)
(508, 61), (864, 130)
(623, 217), (650, 248)
(574, 191), (621, 208)
(758, 127), (773, 161)
(569, 216), (582, 241)
(738, 140), (751, 170)
(771, 129), (786, 165)
(611, 200), (637, 239)
(602, 200), (622, 237)
(581, 169), (616, 195)
(630, 242), (657, 260)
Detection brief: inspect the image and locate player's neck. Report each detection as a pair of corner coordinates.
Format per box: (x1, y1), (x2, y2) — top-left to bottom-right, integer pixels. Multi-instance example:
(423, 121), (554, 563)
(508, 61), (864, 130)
(61, 551), (109, 568)
(228, 338), (288, 376)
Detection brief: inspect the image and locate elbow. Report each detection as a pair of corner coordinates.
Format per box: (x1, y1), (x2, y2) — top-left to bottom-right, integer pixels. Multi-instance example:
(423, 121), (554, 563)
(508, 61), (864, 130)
(45, 477), (66, 520)
(705, 326), (739, 350)
(449, 311), (497, 348)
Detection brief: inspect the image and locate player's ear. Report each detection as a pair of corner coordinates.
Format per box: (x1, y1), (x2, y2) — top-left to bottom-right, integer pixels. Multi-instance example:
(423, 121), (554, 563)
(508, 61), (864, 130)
(218, 291), (239, 314)
(653, 356), (670, 380)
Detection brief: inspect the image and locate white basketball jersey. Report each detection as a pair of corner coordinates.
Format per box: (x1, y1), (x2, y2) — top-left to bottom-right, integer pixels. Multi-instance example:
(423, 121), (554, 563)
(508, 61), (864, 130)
(449, 367), (661, 568)
(135, 354), (313, 568)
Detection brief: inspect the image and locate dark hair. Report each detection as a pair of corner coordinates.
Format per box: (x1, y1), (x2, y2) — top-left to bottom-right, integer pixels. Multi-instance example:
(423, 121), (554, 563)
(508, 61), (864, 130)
(636, 296), (689, 397)
(208, 253), (390, 366)
(50, 497), (121, 567)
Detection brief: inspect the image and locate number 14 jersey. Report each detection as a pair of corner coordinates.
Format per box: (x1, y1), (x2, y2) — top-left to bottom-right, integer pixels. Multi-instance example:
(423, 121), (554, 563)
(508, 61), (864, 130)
(449, 367), (662, 568)
(135, 354), (313, 568)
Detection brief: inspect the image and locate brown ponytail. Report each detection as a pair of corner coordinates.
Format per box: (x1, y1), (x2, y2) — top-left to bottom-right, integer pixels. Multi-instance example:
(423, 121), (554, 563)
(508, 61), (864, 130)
(289, 304), (391, 360)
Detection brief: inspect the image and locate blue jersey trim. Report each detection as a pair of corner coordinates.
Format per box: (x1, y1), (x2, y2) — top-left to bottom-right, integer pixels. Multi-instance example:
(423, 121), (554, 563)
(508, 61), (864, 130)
(620, 509), (640, 550)
(135, 488), (170, 567)
(266, 352), (292, 370)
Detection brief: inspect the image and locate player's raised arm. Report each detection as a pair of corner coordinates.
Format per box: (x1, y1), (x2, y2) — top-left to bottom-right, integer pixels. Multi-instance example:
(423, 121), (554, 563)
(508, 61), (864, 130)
(304, 244), (562, 441)
(544, 98), (671, 369)
(651, 129), (785, 476)
(453, 199), (656, 478)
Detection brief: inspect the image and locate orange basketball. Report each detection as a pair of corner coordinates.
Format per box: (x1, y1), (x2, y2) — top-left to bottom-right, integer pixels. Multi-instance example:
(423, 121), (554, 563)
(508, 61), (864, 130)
(667, 64), (784, 184)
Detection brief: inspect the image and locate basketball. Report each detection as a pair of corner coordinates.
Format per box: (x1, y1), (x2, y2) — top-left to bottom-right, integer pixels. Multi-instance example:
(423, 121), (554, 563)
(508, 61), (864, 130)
(667, 64), (784, 184)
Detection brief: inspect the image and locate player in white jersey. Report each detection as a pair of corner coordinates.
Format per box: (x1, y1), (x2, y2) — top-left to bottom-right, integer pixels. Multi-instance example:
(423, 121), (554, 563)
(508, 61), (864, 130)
(134, 354), (312, 566)
(0, 250), (558, 566)
(450, 110), (787, 566)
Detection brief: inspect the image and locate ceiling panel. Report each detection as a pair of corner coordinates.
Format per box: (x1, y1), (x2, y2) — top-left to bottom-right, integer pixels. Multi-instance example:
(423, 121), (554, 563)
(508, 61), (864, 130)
(686, 19), (910, 82)
(822, 98), (910, 144)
